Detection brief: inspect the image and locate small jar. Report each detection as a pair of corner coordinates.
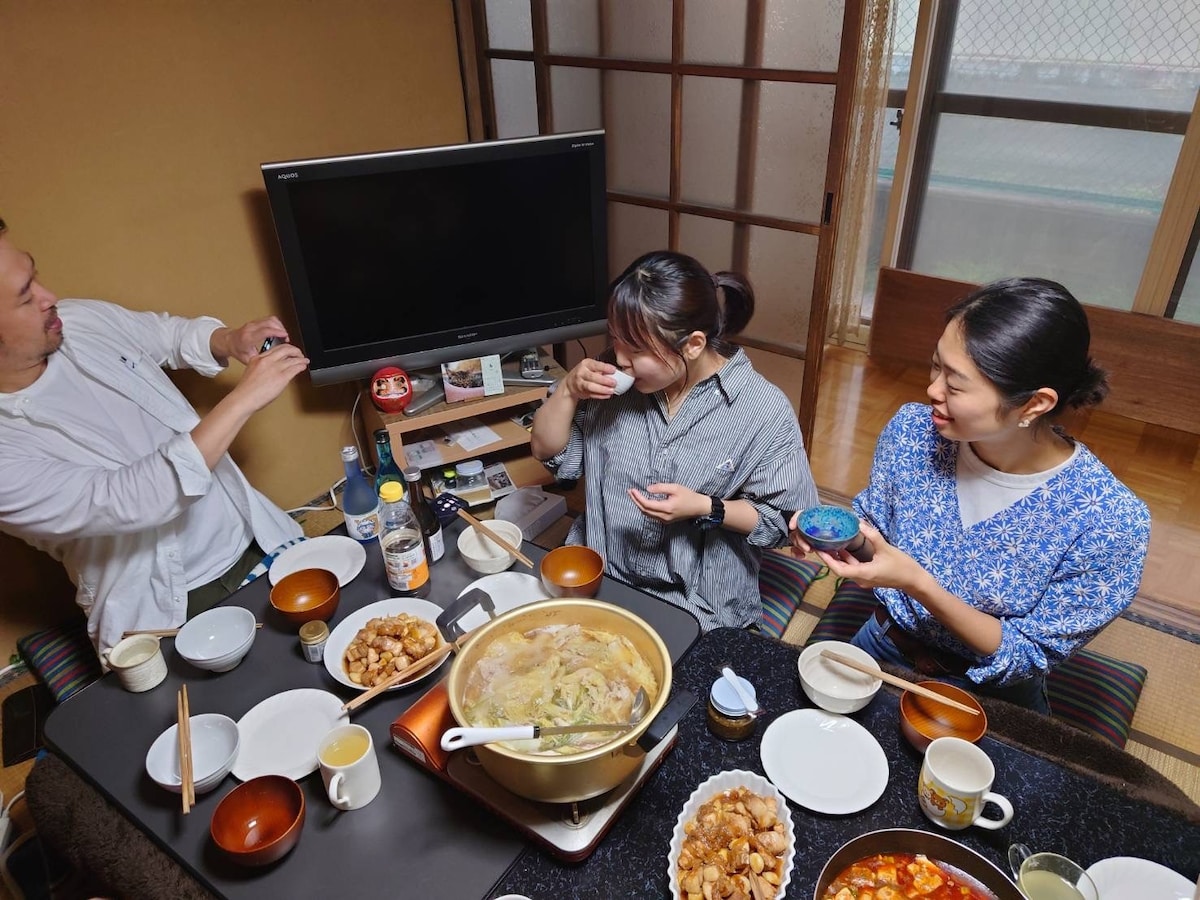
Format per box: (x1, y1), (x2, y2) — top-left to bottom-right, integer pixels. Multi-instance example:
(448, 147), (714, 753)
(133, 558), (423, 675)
(455, 459), (485, 491)
(441, 467), (458, 489)
(706, 674), (758, 741)
(299, 620), (329, 663)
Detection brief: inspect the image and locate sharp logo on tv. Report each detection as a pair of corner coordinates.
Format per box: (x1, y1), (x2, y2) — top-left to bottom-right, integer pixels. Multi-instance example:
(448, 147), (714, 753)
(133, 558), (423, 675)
(276, 172), (299, 180)
(570, 141), (595, 149)
(456, 331), (480, 341)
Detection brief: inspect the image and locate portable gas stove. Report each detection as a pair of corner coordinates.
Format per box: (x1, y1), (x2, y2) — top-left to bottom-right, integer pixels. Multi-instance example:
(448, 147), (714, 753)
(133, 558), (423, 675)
(392, 680), (689, 862)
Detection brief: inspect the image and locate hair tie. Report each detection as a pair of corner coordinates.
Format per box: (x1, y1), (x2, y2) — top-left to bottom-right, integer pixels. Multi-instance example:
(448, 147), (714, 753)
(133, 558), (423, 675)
(711, 274), (720, 290)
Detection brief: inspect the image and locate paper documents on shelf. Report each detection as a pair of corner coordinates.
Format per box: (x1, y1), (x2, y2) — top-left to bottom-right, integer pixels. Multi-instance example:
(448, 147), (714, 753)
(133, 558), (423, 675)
(483, 461), (516, 499)
(441, 418), (501, 451)
(405, 439), (442, 468)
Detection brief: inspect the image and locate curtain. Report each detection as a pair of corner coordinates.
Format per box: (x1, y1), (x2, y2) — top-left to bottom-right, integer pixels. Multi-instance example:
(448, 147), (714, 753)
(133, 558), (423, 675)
(827, 0), (898, 345)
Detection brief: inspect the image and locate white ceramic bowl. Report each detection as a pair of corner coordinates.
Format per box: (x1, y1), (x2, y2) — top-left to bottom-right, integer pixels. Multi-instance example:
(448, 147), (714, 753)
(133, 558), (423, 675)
(145, 712), (240, 795)
(176, 606), (257, 672)
(668, 770), (795, 900)
(798, 640), (882, 714)
(457, 520), (525, 575)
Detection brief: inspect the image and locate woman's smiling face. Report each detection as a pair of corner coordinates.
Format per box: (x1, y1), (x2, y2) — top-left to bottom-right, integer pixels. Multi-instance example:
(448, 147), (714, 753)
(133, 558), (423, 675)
(926, 320), (1019, 442)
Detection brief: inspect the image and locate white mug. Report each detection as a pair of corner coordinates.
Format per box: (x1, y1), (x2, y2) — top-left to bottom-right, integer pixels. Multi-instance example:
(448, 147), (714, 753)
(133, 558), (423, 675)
(318, 723), (381, 811)
(918, 736), (1013, 831)
(103, 635), (167, 692)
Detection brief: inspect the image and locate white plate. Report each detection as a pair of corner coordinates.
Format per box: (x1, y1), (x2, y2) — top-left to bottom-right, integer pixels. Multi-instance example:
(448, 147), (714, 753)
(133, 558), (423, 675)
(667, 770), (795, 900)
(269, 535), (367, 587)
(454, 572), (547, 632)
(760, 708), (888, 814)
(323, 597), (448, 691)
(1086, 857), (1194, 900)
(233, 689), (346, 781)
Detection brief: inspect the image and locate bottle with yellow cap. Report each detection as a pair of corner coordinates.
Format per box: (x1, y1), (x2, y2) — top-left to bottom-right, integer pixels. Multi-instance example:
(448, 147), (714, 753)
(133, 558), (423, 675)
(378, 482), (431, 597)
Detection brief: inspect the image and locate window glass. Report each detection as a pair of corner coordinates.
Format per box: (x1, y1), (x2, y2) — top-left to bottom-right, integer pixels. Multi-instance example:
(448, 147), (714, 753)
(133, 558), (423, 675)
(550, 66), (603, 133)
(911, 115), (1183, 310)
(491, 60), (538, 139)
(547, 0), (671, 60)
(606, 71), (671, 198)
(609, 202), (669, 274)
(485, 0), (532, 52)
(1171, 222), (1200, 324)
(945, 0), (1200, 110)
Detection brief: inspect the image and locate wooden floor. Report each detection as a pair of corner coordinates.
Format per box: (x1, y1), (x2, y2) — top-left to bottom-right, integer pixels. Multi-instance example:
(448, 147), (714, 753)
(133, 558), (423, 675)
(803, 346), (1200, 629)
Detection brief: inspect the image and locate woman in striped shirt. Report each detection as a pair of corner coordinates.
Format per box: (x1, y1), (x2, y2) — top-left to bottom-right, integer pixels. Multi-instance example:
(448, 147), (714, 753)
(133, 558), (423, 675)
(532, 251), (818, 631)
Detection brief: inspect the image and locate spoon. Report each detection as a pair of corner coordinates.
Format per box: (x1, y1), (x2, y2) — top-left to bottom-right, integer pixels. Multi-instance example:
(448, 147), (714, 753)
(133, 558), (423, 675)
(441, 686), (649, 751)
(720, 666), (761, 718)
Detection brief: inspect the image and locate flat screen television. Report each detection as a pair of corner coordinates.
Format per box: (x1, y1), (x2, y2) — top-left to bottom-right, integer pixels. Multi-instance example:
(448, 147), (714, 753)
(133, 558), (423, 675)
(261, 130), (609, 387)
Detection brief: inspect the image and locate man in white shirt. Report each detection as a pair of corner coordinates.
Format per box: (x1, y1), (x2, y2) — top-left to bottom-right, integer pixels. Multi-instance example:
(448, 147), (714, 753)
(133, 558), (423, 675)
(0, 217), (310, 655)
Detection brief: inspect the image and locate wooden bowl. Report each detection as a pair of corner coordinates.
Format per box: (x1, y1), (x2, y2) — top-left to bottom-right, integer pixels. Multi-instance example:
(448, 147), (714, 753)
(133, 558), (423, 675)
(539, 545), (604, 598)
(899, 681), (987, 752)
(210, 775), (305, 867)
(269, 568), (340, 624)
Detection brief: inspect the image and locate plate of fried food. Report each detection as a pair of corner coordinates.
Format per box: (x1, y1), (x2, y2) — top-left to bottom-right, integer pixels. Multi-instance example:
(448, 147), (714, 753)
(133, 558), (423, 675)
(323, 598), (447, 691)
(668, 769), (794, 900)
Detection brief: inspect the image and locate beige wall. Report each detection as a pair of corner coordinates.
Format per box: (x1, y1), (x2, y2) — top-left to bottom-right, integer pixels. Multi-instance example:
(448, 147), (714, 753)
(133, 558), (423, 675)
(0, 0), (468, 653)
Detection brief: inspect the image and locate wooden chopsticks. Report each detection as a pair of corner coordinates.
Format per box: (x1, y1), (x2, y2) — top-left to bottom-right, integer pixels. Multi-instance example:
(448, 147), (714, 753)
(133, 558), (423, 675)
(177, 684), (195, 814)
(124, 624), (263, 639)
(456, 508), (534, 569)
(820, 649), (981, 716)
(341, 642), (454, 713)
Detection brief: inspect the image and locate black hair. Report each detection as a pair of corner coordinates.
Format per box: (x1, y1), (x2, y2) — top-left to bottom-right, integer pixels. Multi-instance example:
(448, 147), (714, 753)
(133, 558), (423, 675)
(946, 277), (1109, 419)
(606, 251), (754, 363)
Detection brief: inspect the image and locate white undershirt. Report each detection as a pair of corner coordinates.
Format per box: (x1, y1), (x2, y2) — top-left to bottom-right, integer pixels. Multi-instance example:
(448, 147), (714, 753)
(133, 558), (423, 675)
(27, 353), (251, 587)
(956, 439), (1080, 529)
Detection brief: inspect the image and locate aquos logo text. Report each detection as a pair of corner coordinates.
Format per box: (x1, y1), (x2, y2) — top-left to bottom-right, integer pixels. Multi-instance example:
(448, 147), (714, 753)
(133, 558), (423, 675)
(276, 172), (299, 180)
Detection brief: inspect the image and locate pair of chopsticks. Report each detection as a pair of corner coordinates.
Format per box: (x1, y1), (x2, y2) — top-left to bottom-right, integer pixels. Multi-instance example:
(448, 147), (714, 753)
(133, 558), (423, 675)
(820, 648), (981, 716)
(456, 508), (534, 569)
(342, 627), (478, 713)
(176, 684), (195, 814)
(123, 623), (263, 639)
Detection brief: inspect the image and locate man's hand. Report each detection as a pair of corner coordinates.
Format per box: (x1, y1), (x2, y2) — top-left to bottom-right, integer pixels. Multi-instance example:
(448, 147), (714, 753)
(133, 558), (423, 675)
(211, 317), (289, 366)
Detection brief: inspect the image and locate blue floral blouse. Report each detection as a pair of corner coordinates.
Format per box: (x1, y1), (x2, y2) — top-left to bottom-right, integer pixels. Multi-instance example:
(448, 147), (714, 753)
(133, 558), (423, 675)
(855, 403), (1150, 686)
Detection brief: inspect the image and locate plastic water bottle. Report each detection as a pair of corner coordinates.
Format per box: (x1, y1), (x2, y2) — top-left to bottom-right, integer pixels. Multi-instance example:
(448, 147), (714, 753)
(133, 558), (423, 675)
(341, 446), (381, 543)
(379, 482), (431, 597)
(403, 465), (444, 562)
(373, 429), (405, 499)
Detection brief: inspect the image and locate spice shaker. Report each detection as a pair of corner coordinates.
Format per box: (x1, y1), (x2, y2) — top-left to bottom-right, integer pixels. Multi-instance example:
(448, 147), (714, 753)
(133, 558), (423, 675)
(299, 620), (329, 663)
(706, 673), (759, 741)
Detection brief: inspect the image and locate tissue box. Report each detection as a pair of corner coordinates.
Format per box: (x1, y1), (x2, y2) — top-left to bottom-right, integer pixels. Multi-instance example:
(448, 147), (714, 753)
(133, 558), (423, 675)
(495, 487), (567, 541)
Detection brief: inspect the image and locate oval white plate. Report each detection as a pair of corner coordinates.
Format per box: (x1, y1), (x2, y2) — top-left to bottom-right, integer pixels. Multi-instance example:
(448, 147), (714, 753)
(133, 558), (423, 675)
(667, 770), (795, 900)
(1086, 857), (1194, 900)
(269, 535), (367, 587)
(760, 708), (888, 814)
(454, 572), (547, 632)
(233, 689), (346, 781)
(323, 597), (447, 691)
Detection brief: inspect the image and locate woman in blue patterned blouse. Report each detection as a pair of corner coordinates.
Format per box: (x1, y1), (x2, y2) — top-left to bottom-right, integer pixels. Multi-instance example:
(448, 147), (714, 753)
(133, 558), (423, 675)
(791, 278), (1149, 712)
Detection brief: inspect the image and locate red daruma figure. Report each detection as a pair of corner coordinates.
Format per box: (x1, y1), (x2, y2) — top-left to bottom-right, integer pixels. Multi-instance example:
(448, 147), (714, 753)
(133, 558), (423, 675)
(370, 366), (413, 414)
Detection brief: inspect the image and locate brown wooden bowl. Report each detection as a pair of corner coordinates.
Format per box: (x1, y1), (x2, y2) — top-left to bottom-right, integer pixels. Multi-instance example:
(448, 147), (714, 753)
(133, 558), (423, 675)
(539, 545), (604, 598)
(269, 568), (340, 624)
(899, 680), (987, 752)
(210, 775), (305, 867)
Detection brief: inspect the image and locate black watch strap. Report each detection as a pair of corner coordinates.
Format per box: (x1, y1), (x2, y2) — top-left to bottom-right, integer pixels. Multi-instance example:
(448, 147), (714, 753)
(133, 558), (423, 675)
(694, 495), (725, 530)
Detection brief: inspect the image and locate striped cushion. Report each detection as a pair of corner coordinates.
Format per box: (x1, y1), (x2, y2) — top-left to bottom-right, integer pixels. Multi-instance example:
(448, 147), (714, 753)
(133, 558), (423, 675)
(802, 581), (1145, 748)
(758, 554), (826, 639)
(17, 620), (102, 704)
(1047, 648), (1146, 749)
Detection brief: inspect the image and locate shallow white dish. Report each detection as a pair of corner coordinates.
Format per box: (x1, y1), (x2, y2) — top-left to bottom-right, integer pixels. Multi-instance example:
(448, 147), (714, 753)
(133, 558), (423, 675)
(453, 572), (546, 632)
(269, 535), (367, 587)
(146, 713), (240, 795)
(323, 597), (447, 691)
(667, 770), (795, 900)
(1086, 856), (1194, 899)
(760, 708), (888, 814)
(233, 688), (346, 781)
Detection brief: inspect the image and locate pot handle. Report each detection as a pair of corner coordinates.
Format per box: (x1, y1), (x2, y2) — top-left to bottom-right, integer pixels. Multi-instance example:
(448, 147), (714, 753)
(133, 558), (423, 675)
(636, 688), (697, 753)
(441, 726), (536, 751)
(436, 587), (496, 642)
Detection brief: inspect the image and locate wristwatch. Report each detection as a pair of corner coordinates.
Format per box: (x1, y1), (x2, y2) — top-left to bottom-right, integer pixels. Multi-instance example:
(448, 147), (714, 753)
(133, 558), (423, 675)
(694, 496), (725, 531)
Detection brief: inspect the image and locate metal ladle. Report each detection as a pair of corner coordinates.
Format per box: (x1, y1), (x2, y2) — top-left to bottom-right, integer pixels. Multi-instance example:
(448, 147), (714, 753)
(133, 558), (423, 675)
(441, 687), (649, 751)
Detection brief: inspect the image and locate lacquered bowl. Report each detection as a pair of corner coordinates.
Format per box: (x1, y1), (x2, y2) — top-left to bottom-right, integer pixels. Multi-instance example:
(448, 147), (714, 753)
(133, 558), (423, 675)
(269, 567), (340, 624)
(900, 680), (987, 752)
(210, 775), (305, 867)
(539, 545), (604, 598)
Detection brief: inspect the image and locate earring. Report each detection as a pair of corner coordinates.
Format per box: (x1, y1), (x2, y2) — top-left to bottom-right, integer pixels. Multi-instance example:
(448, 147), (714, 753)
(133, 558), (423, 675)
(1018, 419), (1031, 429)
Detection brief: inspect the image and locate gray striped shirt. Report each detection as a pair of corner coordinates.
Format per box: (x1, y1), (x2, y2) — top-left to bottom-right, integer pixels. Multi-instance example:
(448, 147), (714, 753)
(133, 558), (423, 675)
(545, 349), (818, 631)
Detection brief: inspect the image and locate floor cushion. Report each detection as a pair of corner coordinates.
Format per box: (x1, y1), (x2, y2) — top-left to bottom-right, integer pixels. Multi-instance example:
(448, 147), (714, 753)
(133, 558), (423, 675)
(16, 621), (102, 705)
(802, 580), (1146, 748)
(758, 553), (827, 639)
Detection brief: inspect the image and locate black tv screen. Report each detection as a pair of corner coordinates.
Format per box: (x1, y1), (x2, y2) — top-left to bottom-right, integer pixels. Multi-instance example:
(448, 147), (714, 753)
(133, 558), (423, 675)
(262, 131), (609, 385)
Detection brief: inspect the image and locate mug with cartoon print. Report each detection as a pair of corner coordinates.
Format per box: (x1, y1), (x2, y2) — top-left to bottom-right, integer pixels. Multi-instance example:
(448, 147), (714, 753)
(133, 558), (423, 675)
(918, 737), (1013, 830)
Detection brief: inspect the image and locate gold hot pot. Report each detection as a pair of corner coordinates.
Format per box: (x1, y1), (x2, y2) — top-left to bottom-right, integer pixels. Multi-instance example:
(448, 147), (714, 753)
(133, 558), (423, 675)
(444, 598), (673, 804)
